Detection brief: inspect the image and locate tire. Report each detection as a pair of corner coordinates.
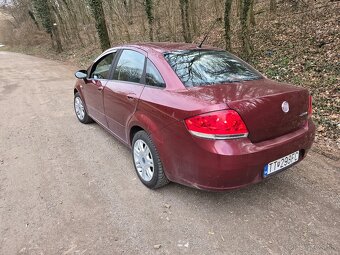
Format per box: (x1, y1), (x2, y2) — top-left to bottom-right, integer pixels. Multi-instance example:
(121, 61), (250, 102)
(74, 92), (93, 124)
(132, 130), (170, 189)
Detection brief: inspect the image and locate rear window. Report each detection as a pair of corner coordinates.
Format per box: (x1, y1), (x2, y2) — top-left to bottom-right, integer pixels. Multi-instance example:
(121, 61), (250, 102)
(163, 50), (262, 87)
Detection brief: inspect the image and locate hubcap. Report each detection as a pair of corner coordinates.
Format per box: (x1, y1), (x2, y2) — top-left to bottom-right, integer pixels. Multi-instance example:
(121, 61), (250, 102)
(133, 139), (154, 182)
(74, 96), (85, 120)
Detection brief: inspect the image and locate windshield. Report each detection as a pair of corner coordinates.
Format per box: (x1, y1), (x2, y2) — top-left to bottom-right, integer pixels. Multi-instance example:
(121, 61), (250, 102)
(163, 50), (262, 87)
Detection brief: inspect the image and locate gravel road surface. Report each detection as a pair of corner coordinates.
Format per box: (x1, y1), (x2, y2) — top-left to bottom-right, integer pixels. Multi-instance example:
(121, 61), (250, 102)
(0, 51), (339, 255)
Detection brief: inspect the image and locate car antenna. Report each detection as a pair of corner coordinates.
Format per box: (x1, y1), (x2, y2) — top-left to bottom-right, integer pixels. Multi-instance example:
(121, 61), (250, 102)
(198, 17), (222, 48)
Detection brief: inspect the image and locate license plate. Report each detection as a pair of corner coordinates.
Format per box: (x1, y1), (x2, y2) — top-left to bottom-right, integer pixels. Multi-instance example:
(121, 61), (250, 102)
(264, 151), (299, 177)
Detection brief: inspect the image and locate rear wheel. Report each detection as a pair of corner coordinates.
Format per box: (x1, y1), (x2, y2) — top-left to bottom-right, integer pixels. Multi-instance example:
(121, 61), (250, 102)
(74, 92), (93, 124)
(132, 131), (169, 189)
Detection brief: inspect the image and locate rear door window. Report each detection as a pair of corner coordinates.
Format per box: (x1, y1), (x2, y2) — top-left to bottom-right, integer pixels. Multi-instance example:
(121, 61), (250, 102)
(145, 59), (165, 88)
(113, 50), (145, 83)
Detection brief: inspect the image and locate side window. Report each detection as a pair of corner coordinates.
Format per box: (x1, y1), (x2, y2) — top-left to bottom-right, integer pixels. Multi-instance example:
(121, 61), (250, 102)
(145, 59), (165, 88)
(90, 53), (115, 79)
(113, 50), (145, 83)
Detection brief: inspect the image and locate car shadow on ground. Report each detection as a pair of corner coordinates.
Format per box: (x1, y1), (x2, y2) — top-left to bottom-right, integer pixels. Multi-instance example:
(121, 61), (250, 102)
(88, 122), (317, 214)
(156, 168), (314, 215)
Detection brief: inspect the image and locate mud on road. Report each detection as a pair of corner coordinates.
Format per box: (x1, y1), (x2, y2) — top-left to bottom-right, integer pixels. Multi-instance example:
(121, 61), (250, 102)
(0, 52), (339, 255)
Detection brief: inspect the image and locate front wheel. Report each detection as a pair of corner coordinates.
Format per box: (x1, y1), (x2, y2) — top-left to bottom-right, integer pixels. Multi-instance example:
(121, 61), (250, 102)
(132, 131), (169, 189)
(74, 92), (93, 124)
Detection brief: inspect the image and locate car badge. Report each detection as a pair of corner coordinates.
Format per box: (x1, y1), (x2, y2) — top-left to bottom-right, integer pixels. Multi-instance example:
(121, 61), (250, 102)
(282, 101), (289, 113)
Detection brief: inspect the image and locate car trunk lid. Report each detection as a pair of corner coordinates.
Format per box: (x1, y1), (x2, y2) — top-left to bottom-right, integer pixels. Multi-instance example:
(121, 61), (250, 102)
(182, 79), (309, 143)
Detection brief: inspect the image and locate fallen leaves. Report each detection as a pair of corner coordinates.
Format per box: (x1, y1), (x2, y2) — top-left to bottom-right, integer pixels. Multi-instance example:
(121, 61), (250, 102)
(250, 1), (339, 153)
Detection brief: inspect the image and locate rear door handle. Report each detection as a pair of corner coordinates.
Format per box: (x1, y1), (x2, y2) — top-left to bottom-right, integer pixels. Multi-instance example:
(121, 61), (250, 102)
(127, 93), (136, 100)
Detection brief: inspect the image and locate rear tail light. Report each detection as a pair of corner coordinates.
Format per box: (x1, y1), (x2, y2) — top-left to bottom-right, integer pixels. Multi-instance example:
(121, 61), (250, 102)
(308, 95), (312, 118)
(184, 110), (249, 139)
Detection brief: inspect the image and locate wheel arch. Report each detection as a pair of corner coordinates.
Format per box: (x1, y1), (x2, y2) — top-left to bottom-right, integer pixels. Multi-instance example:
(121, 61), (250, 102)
(128, 112), (176, 182)
(129, 125), (144, 145)
(73, 84), (89, 113)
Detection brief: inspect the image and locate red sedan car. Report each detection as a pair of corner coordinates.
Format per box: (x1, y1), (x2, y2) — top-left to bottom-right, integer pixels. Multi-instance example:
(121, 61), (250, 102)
(73, 43), (315, 191)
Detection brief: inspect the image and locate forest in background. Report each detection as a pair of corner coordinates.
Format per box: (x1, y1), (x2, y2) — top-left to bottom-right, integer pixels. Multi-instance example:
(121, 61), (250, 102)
(0, 0), (339, 153)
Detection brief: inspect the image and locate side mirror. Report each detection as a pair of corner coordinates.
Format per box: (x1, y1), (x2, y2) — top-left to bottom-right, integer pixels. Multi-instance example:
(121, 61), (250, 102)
(75, 70), (87, 79)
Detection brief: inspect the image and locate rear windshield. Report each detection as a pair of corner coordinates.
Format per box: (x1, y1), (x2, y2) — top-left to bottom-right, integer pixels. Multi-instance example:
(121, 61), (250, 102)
(163, 50), (262, 87)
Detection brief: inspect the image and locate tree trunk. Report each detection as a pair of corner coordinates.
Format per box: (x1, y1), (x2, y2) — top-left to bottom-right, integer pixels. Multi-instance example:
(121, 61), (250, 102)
(51, 4), (70, 43)
(250, 0), (255, 26)
(32, 0), (63, 52)
(28, 10), (39, 29)
(52, 24), (63, 53)
(224, 0), (233, 51)
(237, 0), (241, 17)
(179, 0), (192, 42)
(88, 0), (111, 51)
(240, 0), (253, 60)
(189, 0), (198, 35)
(123, 0), (133, 25)
(61, 0), (84, 46)
(145, 0), (154, 41)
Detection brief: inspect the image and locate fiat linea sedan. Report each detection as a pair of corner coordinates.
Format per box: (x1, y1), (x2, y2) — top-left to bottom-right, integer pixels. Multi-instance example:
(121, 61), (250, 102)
(73, 43), (315, 191)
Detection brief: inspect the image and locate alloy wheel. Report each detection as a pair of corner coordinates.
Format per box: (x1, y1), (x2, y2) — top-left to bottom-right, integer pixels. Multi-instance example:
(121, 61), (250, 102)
(133, 139), (155, 182)
(74, 96), (85, 120)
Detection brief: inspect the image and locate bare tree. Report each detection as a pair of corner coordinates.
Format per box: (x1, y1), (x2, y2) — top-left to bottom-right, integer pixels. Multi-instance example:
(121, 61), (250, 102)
(88, 0), (111, 50)
(250, 0), (255, 25)
(240, 0), (253, 59)
(179, 0), (192, 42)
(144, 0), (154, 41)
(224, 0), (233, 51)
(59, 0), (84, 46)
(189, 0), (198, 36)
(32, 0), (63, 52)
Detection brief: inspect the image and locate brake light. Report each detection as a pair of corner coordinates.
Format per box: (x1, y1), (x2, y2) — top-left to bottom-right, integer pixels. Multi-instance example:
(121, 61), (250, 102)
(308, 95), (312, 118)
(184, 110), (249, 139)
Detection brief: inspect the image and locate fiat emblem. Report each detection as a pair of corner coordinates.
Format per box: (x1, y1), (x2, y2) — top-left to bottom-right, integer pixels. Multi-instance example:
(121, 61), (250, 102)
(282, 101), (289, 113)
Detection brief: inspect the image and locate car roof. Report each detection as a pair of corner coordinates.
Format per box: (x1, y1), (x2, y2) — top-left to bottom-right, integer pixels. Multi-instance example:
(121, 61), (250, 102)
(111, 42), (220, 54)
(97, 42), (222, 62)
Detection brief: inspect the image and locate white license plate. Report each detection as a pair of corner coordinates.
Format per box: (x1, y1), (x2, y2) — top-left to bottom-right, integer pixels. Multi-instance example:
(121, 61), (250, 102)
(264, 151), (299, 177)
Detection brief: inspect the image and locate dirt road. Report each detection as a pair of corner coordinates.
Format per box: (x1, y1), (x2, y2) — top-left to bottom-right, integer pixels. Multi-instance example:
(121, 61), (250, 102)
(0, 51), (339, 255)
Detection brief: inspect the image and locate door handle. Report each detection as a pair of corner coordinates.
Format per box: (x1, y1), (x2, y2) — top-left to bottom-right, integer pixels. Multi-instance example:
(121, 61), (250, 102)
(127, 93), (136, 100)
(98, 86), (104, 91)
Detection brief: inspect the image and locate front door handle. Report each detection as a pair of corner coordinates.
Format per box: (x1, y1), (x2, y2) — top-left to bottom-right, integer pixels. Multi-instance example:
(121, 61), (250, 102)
(98, 86), (104, 91)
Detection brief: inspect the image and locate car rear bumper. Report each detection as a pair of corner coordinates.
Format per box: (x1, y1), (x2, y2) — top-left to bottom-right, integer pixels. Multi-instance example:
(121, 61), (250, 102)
(157, 119), (315, 191)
